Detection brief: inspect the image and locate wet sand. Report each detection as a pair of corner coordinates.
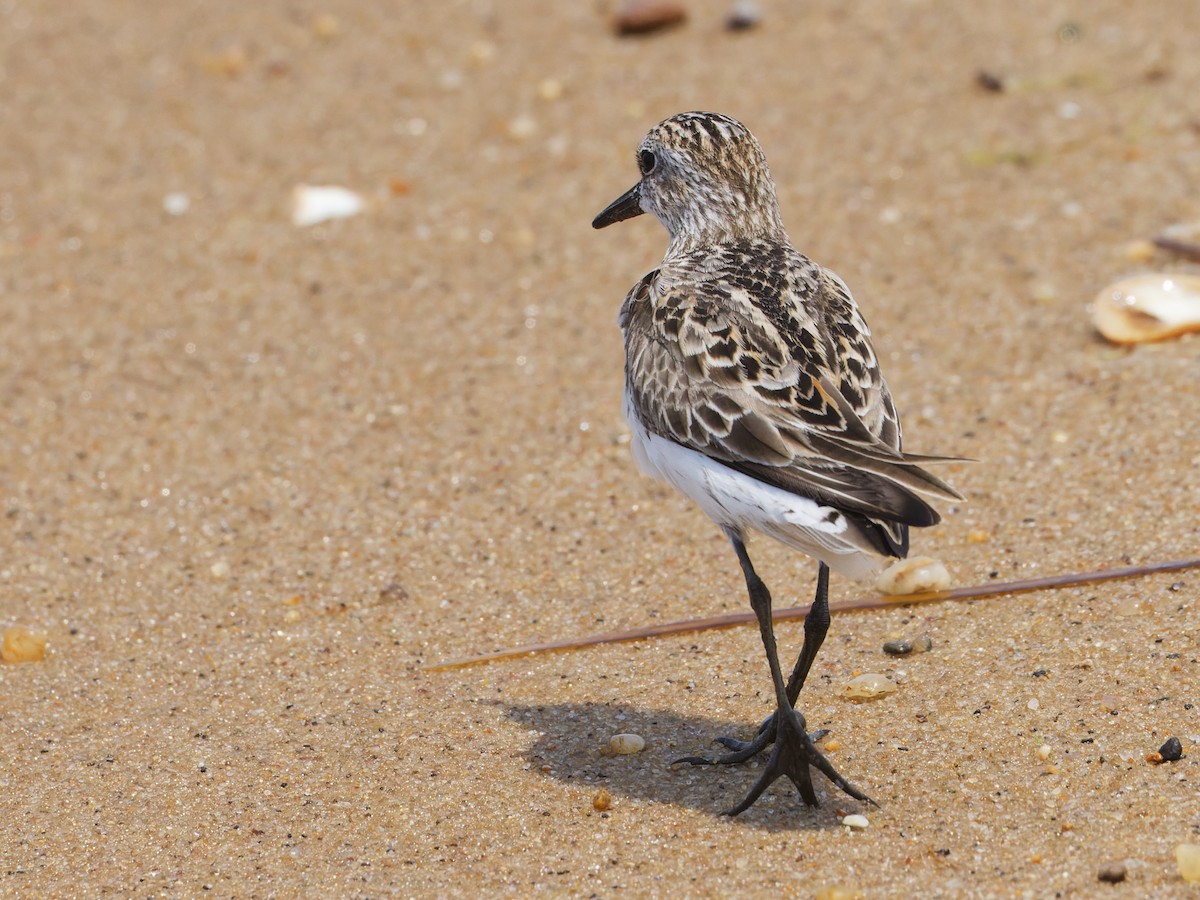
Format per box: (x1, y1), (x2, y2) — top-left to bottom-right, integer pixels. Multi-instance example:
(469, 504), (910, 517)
(2, 1), (1198, 895)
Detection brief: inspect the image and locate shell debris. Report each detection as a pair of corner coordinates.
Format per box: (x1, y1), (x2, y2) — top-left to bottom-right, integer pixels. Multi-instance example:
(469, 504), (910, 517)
(1091, 273), (1200, 344)
(1178, 843), (1200, 884)
(875, 556), (952, 595)
(291, 184), (366, 227)
(607, 733), (646, 755)
(842, 673), (897, 701)
(2, 626), (48, 663)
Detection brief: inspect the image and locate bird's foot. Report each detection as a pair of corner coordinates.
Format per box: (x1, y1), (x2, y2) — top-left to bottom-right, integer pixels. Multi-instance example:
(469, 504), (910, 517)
(721, 707), (874, 816)
(674, 711), (828, 766)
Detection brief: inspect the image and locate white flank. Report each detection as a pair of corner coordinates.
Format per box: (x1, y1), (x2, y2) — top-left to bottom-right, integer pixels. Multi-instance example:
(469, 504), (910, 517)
(624, 391), (884, 581)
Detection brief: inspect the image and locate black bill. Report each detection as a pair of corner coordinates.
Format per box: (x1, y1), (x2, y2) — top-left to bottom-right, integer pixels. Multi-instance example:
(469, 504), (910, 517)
(592, 182), (644, 229)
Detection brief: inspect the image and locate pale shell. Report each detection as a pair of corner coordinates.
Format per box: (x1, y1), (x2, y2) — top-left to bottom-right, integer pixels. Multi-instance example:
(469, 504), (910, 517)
(874, 556), (951, 595)
(1091, 273), (1200, 344)
(291, 184), (365, 227)
(608, 733), (646, 754)
(842, 673), (898, 700)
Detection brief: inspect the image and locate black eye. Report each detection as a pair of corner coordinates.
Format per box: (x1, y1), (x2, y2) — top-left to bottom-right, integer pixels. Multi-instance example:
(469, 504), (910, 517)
(638, 149), (657, 175)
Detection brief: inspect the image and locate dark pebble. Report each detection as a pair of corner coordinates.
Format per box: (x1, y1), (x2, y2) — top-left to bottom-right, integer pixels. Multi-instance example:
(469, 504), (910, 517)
(976, 70), (1006, 93)
(883, 639), (913, 656)
(725, 1), (760, 31)
(1097, 861), (1127, 883)
(1158, 735), (1183, 761)
(614, 0), (686, 36)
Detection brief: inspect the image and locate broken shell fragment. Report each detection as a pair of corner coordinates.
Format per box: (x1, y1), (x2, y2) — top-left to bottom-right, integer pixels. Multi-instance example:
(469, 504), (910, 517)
(842, 673), (898, 700)
(1091, 273), (1200, 344)
(874, 556), (952, 595)
(1, 626), (48, 663)
(291, 184), (365, 227)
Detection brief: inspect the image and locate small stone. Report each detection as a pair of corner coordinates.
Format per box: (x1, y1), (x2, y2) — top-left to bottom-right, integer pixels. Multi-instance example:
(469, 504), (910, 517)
(725, 1), (760, 31)
(1097, 861), (1127, 883)
(1, 626), (48, 663)
(1124, 239), (1157, 262)
(163, 192), (190, 216)
(613, 0), (686, 36)
(842, 673), (897, 701)
(841, 814), (869, 829)
(823, 739), (842, 752)
(913, 634), (933, 653)
(608, 733), (646, 755)
(311, 13), (340, 39)
(507, 115), (537, 142)
(874, 556), (952, 595)
(210, 559), (232, 578)
(976, 70), (1006, 92)
(814, 888), (862, 900)
(537, 78), (563, 102)
(1157, 735), (1183, 762)
(592, 788), (612, 811)
(1177, 844), (1200, 883)
(1037, 743), (1052, 761)
(967, 528), (990, 543)
(882, 639), (912, 656)
(290, 185), (365, 227)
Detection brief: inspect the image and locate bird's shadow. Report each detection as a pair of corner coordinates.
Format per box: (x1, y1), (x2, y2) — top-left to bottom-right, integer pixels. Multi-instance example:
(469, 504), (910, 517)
(495, 699), (871, 831)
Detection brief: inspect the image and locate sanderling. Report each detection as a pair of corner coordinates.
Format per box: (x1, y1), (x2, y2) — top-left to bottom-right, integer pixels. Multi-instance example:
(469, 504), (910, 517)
(593, 111), (963, 816)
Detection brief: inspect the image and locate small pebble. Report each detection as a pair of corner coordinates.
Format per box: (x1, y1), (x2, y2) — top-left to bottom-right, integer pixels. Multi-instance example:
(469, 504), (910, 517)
(913, 634), (933, 653)
(874, 556), (951, 595)
(882, 639), (912, 656)
(163, 192), (190, 216)
(841, 814), (869, 829)
(614, 0), (686, 35)
(814, 887), (861, 900)
(1178, 844), (1200, 883)
(608, 733), (646, 755)
(1097, 861), (1127, 884)
(291, 184), (365, 227)
(1, 626), (48, 663)
(967, 528), (990, 543)
(842, 673), (897, 700)
(976, 70), (1006, 92)
(1037, 743), (1052, 761)
(311, 13), (340, 39)
(1123, 239), (1157, 262)
(1157, 735), (1183, 762)
(210, 559), (232, 578)
(725, 1), (761, 31)
(507, 115), (537, 142)
(592, 788), (612, 811)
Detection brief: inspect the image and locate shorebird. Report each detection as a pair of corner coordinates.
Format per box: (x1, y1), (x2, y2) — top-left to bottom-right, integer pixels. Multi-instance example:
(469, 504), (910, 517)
(592, 111), (963, 815)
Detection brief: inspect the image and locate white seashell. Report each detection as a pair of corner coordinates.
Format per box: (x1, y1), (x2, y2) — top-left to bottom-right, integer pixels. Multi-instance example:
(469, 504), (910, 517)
(841, 813), (870, 829)
(842, 673), (898, 700)
(1091, 273), (1200, 344)
(291, 184), (365, 227)
(608, 733), (646, 754)
(874, 556), (952, 595)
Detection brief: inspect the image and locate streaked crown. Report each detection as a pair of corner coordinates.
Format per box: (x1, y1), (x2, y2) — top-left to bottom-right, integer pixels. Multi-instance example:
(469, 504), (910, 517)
(637, 112), (786, 251)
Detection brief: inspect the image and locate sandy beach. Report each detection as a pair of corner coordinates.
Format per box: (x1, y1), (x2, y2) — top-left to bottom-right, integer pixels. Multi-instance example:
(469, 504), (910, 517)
(2, 1), (1198, 895)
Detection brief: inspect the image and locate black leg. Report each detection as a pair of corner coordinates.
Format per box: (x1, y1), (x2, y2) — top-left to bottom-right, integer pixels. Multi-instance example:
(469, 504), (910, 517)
(682, 562), (832, 764)
(785, 561), (830, 705)
(680, 533), (873, 815)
